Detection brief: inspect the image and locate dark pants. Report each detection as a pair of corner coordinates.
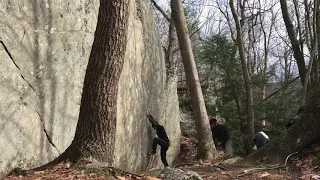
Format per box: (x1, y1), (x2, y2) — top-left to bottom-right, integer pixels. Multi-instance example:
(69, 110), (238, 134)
(152, 137), (169, 167)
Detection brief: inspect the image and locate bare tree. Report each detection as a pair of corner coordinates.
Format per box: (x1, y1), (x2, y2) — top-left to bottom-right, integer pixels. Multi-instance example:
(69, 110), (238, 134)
(302, 0), (318, 104)
(229, 0), (255, 154)
(280, 0), (307, 86)
(315, 0), (320, 86)
(171, 0), (216, 160)
(259, 0), (275, 99)
(150, 0), (178, 80)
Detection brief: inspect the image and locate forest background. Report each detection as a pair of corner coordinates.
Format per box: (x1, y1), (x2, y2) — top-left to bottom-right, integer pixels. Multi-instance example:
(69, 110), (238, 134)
(151, 0), (318, 155)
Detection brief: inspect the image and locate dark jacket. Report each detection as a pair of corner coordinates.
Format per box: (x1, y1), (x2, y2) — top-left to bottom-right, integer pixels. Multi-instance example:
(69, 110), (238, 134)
(286, 114), (301, 129)
(286, 104), (307, 129)
(211, 124), (229, 146)
(147, 114), (170, 142)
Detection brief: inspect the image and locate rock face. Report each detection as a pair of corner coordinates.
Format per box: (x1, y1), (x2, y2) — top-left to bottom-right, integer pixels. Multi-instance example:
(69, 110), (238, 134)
(0, 0), (180, 177)
(113, 0), (181, 172)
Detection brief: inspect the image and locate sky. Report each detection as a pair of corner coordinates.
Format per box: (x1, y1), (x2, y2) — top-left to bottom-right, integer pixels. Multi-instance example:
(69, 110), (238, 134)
(151, 0), (304, 81)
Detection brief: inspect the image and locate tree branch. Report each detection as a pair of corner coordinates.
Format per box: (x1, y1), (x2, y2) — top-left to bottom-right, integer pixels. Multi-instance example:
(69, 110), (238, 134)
(151, 0), (170, 22)
(237, 152), (298, 177)
(263, 76), (300, 101)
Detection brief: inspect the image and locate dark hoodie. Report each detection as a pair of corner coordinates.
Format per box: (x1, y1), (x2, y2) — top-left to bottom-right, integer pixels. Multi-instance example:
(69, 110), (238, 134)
(211, 124), (229, 147)
(147, 114), (170, 142)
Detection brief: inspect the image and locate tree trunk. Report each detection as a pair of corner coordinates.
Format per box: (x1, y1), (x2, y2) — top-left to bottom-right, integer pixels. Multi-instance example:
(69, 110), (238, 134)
(150, 0), (177, 81)
(171, 0), (215, 160)
(247, 21), (253, 76)
(280, 0), (307, 86)
(165, 19), (177, 80)
(36, 0), (130, 169)
(315, 3), (320, 85)
(302, 0), (318, 104)
(241, 89), (320, 164)
(229, 0), (255, 154)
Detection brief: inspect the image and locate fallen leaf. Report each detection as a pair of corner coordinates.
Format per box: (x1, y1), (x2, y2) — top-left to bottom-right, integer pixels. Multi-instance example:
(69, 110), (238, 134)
(296, 160), (303, 167)
(66, 162), (71, 168)
(259, 172), (270, 178)
(262, 156), (268, 161)
(200, 162), (213, 166)
(33, 171), (45, 175)
(300, 174), (320, 180)
(117, 176), (126, 180)
(311, 175), (320, 179)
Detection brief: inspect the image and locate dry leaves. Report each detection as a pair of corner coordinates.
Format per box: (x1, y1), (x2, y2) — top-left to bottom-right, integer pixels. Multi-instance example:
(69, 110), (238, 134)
(4, 137), (320, 180)
(292, 154), (320, 179)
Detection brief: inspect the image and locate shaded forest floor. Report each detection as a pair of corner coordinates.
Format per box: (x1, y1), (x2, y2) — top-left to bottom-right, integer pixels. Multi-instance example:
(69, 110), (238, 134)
(172, 137), (320, 180)
(5, 137), (320, 180)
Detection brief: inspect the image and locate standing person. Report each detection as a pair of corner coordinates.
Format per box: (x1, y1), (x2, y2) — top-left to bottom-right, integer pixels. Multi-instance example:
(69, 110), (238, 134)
(146, 109), (170, 167)
(209, 118), (233, 157)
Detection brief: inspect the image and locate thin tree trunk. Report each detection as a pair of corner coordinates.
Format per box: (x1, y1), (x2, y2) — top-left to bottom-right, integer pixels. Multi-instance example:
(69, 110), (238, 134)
(315, 3), (320, 85)
(258, 0), (275, 121)
(280, 0), (307, 86)
(303, 0), (313, 51)
(293, 0), (305, 55)
(150, 0), (177, 80)
(302, 43), (317, 104)
(171, 0), (215, 160)
(151, 0), (170, 22)
(217, 2), (236, 43)
(229, 0), (255, 154)
(247, 22), (253, 76)
(165, 19), (177, 80)
(302, 0), (318, 104)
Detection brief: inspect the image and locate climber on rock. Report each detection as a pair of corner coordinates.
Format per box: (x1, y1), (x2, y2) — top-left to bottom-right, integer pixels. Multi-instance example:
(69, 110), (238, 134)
(146, 109), (170, 167)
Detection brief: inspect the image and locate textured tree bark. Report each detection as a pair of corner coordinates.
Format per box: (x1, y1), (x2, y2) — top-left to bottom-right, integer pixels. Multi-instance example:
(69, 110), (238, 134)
(35, 0), (130, 169)
(66, 0), (130, 163)
(171, 0), (215, 160)
(229, 0), (255, 154)
(241, 89), (320, 165)
(165, 19), (177, 80)
(302, 0), (318, 104)
(315, 2), (320, 85)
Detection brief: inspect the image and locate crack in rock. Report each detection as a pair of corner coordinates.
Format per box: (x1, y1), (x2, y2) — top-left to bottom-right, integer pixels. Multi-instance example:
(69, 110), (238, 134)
(34, 110), (61, 155)
(0, 39), (37, 94)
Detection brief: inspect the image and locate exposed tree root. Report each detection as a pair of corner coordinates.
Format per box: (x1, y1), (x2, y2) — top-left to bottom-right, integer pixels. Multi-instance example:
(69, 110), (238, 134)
(6, 144), (82, 178)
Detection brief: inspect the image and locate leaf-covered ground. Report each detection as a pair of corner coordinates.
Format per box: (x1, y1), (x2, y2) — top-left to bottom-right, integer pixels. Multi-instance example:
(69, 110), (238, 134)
(5, 136), (320, 180)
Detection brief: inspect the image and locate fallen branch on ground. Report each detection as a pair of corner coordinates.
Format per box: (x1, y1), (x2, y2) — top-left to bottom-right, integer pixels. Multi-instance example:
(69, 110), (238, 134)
(237, 152), (298, 177)
(174, 162), (199, 167)
(174, 162), (227, 170)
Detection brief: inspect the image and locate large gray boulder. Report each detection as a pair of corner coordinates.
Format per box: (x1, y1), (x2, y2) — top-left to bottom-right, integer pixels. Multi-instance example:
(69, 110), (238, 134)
(113, 0), (181, 172)
(0, 0), (180, 177)
(158, 167), (203, 180)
